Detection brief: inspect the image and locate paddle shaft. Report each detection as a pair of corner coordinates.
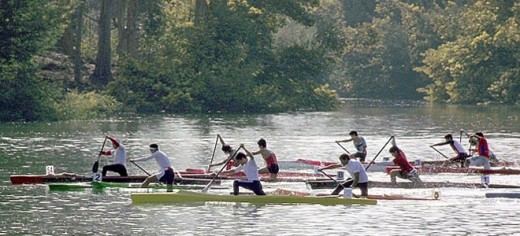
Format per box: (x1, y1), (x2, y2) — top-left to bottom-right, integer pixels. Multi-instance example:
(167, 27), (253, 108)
(131, 161), (151, 176)
(207, 135), (220, 172)
(319, 170), (360, 198)
(430, 146), (450, 159)
(335, 141), (351, 154)
(92, 137), (108, 173)
(202, 146), (243, 193)
(365, 136), (394, 171)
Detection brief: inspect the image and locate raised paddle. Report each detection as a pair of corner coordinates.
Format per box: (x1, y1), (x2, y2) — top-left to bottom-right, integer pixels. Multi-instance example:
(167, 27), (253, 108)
(207, 135), (220, 172)
(364, 136), (394, 171)
(130, 160), (151, 176)
(335, 141), (351, 154)
(429, 145), (459, 168)
(92, 137), (108, 173)
(202, 145), (242, 193)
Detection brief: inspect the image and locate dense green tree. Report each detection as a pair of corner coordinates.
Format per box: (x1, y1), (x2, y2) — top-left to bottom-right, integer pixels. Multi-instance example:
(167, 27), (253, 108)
(0, 0), (72, 121)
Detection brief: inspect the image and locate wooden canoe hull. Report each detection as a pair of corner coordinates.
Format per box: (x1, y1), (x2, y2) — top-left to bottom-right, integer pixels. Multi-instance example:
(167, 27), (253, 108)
(131, 190), (377, 205)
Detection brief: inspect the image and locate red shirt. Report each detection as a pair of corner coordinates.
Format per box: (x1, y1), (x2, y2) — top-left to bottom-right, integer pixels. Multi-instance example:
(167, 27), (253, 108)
(393, 149), (414, 175)
(477, 137), (490, 158)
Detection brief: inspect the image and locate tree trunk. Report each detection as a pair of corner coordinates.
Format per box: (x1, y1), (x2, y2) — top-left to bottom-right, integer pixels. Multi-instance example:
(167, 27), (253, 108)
(125, 0), (138, 58)
(194, 0), (209, 26)
(92, 0), (113, 88)
(73, 1), (84, 88)
(116, 0), (127, 55)
(59, 0), (74, 55)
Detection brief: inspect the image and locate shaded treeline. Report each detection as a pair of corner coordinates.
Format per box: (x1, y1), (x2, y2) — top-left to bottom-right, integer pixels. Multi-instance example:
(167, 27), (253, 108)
(1, 0), (519, 121)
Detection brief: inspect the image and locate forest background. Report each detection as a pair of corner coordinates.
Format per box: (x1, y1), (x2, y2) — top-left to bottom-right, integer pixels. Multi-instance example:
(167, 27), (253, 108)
(1, 0), (519, 122)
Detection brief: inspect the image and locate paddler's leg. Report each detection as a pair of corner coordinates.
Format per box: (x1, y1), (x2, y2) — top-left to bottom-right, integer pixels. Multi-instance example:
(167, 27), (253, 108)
(252, 180), (266, 195)
(268, 164), (279, 181)
(389, 169), (400, 184)
(358, 182), (368, 197)
(331, 179), (353, 195)
(141, 175), (158, 188)
(233, 180), (240, 195)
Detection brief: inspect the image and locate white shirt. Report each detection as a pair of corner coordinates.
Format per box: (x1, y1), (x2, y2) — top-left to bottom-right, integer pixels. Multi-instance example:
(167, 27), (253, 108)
(113, 145), (126, 165)
(133, 150), (171, 169)
(234, 158), (260, 182)
(343, 159), (369, 183)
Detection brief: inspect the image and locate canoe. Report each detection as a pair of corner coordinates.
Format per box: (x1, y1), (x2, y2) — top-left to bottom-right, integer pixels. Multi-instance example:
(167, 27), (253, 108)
(47, 181), (225, 191)
(485, 192), (520, 198)
(10, 174), (220, 186)
(384, 166), (520, 175)
(305, 180), (520, 189)
(131, 190), (377, 206)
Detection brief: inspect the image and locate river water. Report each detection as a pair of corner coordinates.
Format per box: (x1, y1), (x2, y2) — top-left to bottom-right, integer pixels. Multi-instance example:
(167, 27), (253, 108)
(1, 100), (520, 235)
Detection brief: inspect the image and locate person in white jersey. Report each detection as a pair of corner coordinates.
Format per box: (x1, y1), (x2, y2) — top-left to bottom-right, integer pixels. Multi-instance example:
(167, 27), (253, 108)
(99, 136), (128, 177)
(318, 153), (369, 196)
(430, 134), (468, 167)
(130, 144), (175, 191)
(217, 144), (266, 195)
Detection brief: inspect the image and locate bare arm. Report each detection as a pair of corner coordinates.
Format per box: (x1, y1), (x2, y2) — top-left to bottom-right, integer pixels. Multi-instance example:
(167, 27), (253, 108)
(336, 138), (353, 143)
(319, 163), (343, 171)
(217, 134), (226, 146)
(241, 145), (255, 160)
(351, 172), (359, 188)
(431, 140), (450, 147)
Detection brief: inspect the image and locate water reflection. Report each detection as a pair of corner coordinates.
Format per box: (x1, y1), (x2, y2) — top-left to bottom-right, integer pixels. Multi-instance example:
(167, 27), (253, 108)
(1, 102), (520, 234)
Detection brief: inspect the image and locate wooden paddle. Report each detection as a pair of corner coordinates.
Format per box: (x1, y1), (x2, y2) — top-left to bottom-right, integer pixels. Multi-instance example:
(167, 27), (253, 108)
(92, 137), (108, 173)
(429, 145), (459, 167)
(335, 141), (351, 154)
(206, 135), (220, 172)
(202, 145), (242, 193)
(365, 136), (394, 171)
(130, 160), (151, 176)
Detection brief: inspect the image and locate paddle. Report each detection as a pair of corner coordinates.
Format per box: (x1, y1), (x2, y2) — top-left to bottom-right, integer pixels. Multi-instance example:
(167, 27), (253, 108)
(319, 170), (360, 198)
(202, 145), (242, 193)
(335, 141), (351, 154)
(430, 146), (459, 168)
(206, 135), (220, 172)
(130, 160), (151, 176)
(92, 137), (108, 173)
(364, 136), (394, 171)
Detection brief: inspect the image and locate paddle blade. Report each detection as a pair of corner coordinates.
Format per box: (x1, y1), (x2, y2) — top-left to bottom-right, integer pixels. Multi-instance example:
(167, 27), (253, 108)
(92, 161), (99, 173)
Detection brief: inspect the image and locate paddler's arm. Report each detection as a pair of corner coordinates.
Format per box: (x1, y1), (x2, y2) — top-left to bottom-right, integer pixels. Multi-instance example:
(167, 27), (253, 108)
(217, 134), (226, 146)
(241, 144), (255, 160)
(209, 155), (233, 167)
(336, 138), (353, 143)
(430, 141), (449, 147)
(318, 163), (342, 172)
(351, 172), (359, 188)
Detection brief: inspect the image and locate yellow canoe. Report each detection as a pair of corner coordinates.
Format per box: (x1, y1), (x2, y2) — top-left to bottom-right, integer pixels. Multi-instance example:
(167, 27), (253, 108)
(131, 190), (377, 206)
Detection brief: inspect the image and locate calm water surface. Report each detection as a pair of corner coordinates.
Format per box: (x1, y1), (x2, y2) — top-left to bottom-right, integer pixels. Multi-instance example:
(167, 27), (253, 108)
(1, 101), (520, 235)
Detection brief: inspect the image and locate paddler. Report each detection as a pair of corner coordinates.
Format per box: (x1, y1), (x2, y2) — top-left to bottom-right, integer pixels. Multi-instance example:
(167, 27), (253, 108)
(318, 153), (369, 197)
(464, 134), (491, 170)
(208, 134), (240, 170)
(251, 138), (279, 181)
(216, 144), (266, 195)
(336, 130), (368, 162)
(99, 136), (128, 177)
(389, 146), (422, 186)
(129, 144), (175, 192)
(430, 134), (468, 167)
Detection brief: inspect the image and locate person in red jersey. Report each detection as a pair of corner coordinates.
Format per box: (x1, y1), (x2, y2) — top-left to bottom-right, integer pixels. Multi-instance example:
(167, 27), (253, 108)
(389, 146), (422, 186)
(464, 133), (491, 170)
(208, 134), (240, 170)
(251, 138), (279, 181)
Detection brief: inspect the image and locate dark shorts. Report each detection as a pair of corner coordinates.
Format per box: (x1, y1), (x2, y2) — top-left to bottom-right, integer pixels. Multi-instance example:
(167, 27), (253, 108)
(159, 168), (175, 185)
(268, 164), (279, 174)
(341, 180), (369, 196)
(353, 152), (367, 162)
(102, 164), (128, 177)
(453, 153), (469, 162)
(234, 180), (265, 195)
(397, 169), (418, 180)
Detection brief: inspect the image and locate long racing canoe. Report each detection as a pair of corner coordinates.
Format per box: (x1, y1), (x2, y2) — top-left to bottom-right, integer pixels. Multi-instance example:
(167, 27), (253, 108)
(385, 166), (520, 175)
(10, 174), (220, 186)
(485, 192), (520, 198)
(47, 181), (226, 191)
(306, 180), (520, 189)
(131, 190), (377, 206)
